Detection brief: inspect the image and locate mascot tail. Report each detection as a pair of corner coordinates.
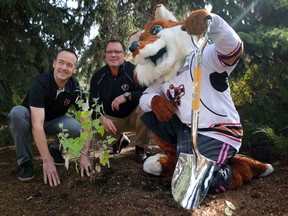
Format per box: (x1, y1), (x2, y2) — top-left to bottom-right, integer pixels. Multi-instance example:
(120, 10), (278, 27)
(228, 154), (274, 190)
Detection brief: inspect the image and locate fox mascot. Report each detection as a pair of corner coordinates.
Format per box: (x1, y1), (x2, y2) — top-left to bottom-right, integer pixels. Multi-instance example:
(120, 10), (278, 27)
(128, 4), (274, 193)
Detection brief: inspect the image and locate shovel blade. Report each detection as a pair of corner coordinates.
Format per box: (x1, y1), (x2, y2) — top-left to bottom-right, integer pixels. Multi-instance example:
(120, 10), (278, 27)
(171, 152), (215, 209)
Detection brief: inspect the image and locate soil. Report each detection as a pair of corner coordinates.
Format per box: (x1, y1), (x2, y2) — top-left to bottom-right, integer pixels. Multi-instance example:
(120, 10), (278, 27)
(0, 133), (287, 216)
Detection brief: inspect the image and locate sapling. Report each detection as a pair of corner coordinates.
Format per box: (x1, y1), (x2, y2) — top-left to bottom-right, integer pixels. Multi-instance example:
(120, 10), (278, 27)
(58, 91), (115, 173)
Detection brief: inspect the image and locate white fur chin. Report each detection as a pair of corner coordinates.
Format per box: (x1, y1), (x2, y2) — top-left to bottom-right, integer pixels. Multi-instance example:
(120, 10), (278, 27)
(143, 154), (165, 176)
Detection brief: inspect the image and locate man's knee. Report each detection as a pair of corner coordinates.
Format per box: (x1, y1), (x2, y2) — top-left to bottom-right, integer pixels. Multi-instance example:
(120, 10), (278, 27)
(63, 118), (81, 137)
(8, 106), (30, 124)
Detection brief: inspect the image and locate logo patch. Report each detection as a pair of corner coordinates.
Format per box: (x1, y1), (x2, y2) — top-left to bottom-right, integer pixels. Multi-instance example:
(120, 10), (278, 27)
(121, 84), (129, 91)
(166, 84), (185, 106)
(64, 99), (70, 106)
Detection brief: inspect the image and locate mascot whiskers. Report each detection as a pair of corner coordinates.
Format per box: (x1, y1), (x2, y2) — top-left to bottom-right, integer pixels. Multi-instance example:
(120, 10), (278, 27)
(128, 4), (274, 198)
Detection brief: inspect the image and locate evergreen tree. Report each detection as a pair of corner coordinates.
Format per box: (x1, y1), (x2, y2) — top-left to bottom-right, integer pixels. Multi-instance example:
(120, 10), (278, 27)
(1, 0), (287, 152)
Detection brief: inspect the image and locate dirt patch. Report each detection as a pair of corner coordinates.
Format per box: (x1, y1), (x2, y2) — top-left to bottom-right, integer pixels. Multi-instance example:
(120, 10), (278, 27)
(0, 134), (287, 216)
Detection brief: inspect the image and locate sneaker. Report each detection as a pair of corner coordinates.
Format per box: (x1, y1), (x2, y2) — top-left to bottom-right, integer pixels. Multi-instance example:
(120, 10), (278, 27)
(135, 145), (147, 163)
(49, 148), (65, 165)
(18, 161), (34, 182)
(110, 134), (131, 154)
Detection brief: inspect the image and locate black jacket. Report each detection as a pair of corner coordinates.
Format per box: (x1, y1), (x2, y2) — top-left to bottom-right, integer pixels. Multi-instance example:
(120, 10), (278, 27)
(89, 61), (146, 119)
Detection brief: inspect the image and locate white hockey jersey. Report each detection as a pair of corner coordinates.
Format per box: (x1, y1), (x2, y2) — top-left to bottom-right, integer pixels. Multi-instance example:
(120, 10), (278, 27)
(140, 14), (243, 151)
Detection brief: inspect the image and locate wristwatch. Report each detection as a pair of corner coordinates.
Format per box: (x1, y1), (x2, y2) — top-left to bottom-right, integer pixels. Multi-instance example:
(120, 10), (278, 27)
(123, 92), (131, 101)
(81, 148), (90, 156)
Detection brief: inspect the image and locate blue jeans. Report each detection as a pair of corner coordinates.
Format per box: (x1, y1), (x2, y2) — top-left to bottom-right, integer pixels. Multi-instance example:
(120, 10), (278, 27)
(8, 105), (81, 165)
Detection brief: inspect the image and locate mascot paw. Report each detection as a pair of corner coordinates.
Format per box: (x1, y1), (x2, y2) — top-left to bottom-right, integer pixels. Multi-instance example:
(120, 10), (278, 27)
(143, 154), (164, 176)
(151, 95), (175, 121)
(182, 9), (211, 35)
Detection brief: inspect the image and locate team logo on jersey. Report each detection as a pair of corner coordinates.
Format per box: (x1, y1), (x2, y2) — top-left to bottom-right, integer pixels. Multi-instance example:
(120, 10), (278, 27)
(64, 99), (70, 106)
(121, 84), (129, 91)
(166, 84), (185, 106)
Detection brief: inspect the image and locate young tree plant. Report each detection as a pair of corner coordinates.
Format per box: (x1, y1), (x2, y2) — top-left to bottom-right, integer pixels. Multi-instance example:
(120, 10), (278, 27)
(58, 94), (115, 173)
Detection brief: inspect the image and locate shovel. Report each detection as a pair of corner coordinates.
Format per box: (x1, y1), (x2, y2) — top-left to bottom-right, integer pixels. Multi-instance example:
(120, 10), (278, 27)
(171, 20), (216, 210)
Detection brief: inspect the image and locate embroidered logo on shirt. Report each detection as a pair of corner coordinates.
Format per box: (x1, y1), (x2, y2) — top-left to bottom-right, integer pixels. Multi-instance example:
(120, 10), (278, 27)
(121, 84), (129, 91)
(64, 99), (70, 106)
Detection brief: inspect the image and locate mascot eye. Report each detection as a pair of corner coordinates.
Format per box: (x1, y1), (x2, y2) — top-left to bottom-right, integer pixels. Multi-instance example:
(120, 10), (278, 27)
(151, 25), (163, 35)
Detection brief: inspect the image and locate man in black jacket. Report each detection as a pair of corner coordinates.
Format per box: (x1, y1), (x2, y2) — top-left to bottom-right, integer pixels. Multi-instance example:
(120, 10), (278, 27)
(88, 39), (149, 163)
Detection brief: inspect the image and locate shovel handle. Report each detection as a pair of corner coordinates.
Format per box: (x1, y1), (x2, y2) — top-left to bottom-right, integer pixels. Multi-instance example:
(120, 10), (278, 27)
(192, 66), (202, 110)
(191, 20), (211, 111)
(191, 20), (212, 156)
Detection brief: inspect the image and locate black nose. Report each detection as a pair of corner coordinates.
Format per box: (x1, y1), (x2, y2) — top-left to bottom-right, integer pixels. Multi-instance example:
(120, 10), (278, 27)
(129, 41), (139, 53)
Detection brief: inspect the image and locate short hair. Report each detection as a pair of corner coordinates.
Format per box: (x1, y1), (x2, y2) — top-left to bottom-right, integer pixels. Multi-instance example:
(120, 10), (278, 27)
(58, 48), (78, 60)
(104, 39), (126, 53)
(57, 48), (78, 65)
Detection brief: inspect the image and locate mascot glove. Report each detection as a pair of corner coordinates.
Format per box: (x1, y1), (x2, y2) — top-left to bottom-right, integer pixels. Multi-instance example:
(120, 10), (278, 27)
(182, 9), (211, 35)
(151, 95), (175, 122)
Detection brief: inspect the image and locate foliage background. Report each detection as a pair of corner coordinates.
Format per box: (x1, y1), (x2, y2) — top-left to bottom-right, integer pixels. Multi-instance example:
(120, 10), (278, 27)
(1, 0), (287, 154)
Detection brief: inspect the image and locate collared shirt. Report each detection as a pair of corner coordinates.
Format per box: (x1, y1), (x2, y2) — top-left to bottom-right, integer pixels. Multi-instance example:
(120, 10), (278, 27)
(22, 70), (83, 121)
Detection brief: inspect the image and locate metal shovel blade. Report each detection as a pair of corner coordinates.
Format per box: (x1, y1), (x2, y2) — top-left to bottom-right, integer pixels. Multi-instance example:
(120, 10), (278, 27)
(171, 151), (215, 209)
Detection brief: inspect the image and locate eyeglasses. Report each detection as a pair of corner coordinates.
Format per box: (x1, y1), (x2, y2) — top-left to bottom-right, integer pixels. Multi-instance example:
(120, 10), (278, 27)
(105, 50), (125, 54)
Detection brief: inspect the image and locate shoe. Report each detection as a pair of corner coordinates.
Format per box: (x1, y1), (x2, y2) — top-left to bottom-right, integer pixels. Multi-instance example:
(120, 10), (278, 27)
(110, 134), (130, 154)
(49, 148), (65, 165)
(18, 161), (34, 182)
(135, 145), (147, 163)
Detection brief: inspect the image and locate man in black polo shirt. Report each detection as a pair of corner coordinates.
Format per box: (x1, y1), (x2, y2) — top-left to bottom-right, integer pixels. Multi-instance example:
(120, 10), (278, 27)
(8, 49), (91, 186)
(88, 39), (149, 163)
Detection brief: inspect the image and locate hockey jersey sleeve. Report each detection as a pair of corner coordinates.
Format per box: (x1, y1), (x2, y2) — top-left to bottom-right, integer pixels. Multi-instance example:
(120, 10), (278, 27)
(208, 13), (243, 67)
(139, 80), (164, 112)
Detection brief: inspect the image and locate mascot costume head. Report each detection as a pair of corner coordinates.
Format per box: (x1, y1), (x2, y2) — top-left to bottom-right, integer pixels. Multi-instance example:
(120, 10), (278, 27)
(128, 4), (274, 198)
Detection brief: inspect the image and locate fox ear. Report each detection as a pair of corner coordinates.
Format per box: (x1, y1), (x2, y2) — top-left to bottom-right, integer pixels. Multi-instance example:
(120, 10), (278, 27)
(128, 30), (143, 48)
(153, 4), (177, 21)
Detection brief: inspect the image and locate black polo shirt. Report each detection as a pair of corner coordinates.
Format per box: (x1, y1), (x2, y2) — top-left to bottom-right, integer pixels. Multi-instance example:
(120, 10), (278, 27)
(22, 70), (83, 121)
(89, 61), (146, 119)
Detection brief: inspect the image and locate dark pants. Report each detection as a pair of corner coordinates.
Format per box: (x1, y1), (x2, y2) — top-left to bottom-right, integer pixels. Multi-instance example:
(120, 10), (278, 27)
(141, 112), (236, 192)
(8, 105), (81, 166)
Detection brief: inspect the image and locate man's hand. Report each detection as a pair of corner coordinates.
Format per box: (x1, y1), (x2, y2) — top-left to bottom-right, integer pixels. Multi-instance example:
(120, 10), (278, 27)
(79, 153), (92, 177)
(42, 159), (60, 186)
(100, 116), (117, 134)
(111, 95), (126, 111)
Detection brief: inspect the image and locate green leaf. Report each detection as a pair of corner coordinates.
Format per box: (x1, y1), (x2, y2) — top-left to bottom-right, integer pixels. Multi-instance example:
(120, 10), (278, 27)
(225, 200), (236, 210)
(95, 164), (101, 173)
(225, 207), (233, 216)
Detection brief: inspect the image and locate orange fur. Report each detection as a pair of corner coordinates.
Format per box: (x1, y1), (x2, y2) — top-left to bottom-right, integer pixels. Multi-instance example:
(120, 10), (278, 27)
(182, 9), (210, 35)
(151, 132), (176, 176)
(228, 155), (270, 189)
(151, 96), (175, 122)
